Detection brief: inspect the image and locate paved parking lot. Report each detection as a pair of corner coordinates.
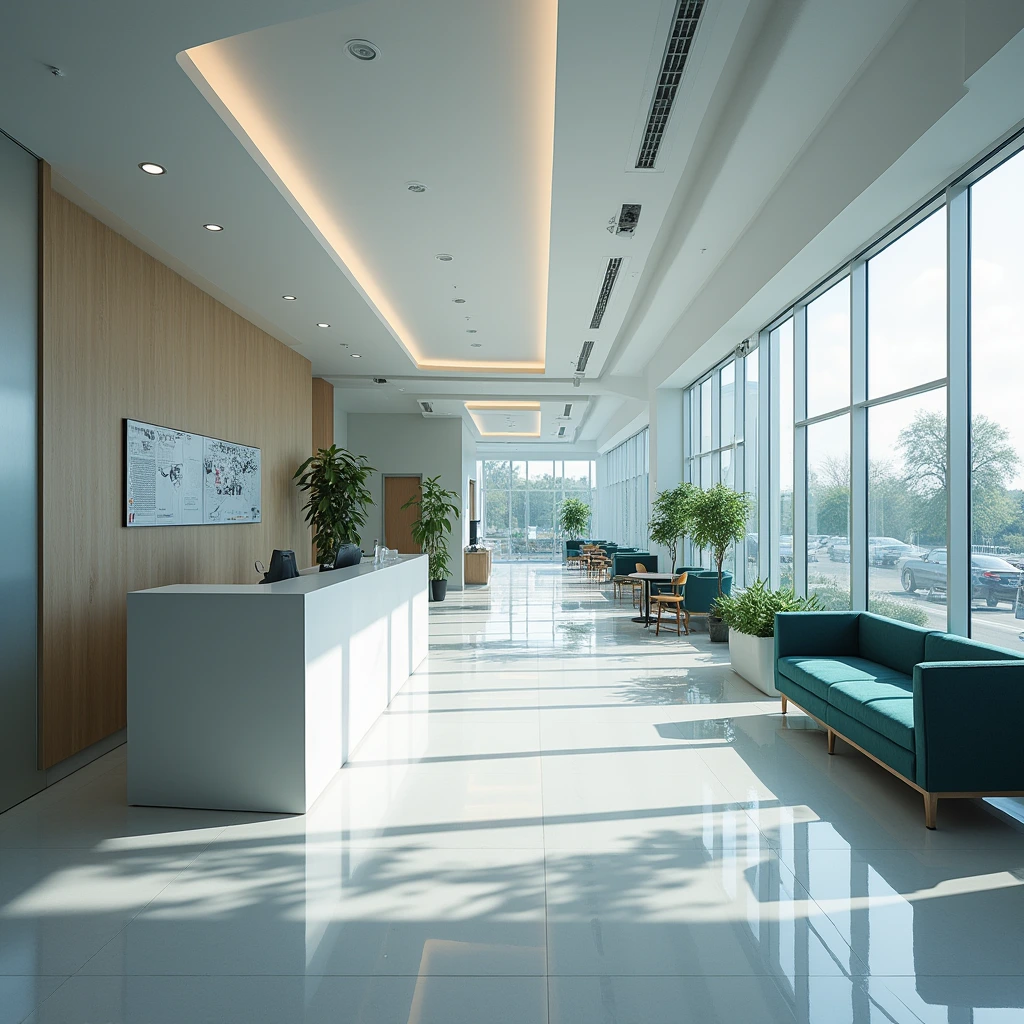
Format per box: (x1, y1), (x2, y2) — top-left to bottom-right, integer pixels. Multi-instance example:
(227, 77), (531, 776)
(807, 558), (1024, 651)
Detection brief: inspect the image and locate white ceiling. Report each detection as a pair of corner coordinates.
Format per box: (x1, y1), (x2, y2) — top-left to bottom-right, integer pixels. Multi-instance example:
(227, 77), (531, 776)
(5, 1), (1015, 450)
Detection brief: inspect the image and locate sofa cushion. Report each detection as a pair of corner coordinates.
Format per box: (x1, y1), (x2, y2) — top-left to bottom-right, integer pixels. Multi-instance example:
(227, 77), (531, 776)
(924, 632), (1024, 664)
(858, 613), (931, 676)
(828, 677), (915, 751)
(777, 655), (909, 704)
(826, 705), (916, 782)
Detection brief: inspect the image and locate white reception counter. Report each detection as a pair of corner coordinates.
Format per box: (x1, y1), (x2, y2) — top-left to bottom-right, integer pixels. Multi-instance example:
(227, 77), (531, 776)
(127, 554), (429, 813)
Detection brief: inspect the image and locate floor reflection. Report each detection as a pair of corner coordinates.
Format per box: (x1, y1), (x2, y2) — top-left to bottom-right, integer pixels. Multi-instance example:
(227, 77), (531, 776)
(1, 562), (1023, 1022)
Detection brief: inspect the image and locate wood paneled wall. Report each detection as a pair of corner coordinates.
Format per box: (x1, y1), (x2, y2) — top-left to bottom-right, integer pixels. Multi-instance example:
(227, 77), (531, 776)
(311, 377), (334, 454)
(40, 177), (312, 768)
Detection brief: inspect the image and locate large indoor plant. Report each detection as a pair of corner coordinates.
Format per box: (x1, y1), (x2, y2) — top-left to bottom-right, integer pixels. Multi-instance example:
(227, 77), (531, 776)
(715, 579), (819, 694)
(688, 483), (752, 642)
(558, 496), (591, 540)
(403, 475), (461, 602)
(294, 445), (374, 568)
(649, 482), (695, 571)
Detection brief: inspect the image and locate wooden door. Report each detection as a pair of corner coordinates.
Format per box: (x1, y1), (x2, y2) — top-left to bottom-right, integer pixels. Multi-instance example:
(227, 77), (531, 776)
(384, 476), (422, 553)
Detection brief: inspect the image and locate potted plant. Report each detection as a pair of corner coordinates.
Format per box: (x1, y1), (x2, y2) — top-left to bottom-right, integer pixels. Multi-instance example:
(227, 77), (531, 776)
(403, 475), (461, 602)
(715, 580), (819, 694)
(558, 497), (591, 540)
(649, 482), (695, 571)
(294, 445), (374, 568)
(688, 483), (752, 642)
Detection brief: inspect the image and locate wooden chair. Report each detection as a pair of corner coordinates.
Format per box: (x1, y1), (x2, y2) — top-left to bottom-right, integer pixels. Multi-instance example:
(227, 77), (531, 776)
(650, 572), (690, 636)
(612, 574), (640, 602)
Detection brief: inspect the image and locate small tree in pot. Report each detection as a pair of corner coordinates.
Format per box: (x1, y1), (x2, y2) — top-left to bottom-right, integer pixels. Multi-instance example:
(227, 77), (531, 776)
(404, 475), (461, 602)
(294, 446), (374, 568)
(649, 482), (695, 571)
(688, 483), (752, 642)
(558, 497), (591, 541)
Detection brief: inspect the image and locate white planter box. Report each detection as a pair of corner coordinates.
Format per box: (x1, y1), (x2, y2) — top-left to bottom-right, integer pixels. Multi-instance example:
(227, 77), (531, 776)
(728, 629), (779, 696)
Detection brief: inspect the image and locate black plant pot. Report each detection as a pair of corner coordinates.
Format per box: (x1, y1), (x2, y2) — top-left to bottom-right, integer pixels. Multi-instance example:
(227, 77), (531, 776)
(430, 579), (448, 603)
(708, 614), (729, 643)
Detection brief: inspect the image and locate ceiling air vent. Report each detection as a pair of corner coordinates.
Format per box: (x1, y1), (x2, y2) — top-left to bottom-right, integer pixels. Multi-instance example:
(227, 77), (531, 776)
(558, 426), (567, 438)
(589, 258), (622, 329)
(635, 0), (705, 170)
(562, 403), (573, 418)
(576, 341), (595, 374)
(419, 400), (433, 414)
(609, 203), (642, 237)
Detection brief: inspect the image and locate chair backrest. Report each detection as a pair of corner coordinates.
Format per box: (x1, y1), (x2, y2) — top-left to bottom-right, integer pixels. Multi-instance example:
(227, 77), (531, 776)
(635, 562), (647, 574)
(673, 572), (688, 588)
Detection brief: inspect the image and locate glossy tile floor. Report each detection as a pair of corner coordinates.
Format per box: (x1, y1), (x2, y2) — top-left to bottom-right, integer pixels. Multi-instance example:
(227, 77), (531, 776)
(3, 564), (1024, 1023)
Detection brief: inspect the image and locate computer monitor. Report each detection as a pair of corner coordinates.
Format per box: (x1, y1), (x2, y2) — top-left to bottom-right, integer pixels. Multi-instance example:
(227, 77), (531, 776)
(258, 549), (299, 584)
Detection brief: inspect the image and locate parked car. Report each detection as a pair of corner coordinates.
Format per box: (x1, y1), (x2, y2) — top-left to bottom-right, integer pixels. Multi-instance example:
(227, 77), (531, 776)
(899, 549), (1022, 607)
(829, 538), (850, 563)
(869, 536), (917, 567)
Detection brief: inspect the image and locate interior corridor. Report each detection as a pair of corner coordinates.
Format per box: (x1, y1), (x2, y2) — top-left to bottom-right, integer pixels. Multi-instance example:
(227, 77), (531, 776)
(2, 563), (1024, 1023)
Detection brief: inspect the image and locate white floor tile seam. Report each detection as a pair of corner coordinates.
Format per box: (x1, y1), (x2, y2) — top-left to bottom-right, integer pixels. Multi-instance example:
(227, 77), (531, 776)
(54, 825), (234, 984)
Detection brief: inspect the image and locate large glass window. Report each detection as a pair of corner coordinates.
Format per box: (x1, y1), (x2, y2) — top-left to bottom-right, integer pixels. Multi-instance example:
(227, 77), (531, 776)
(744, 350), (760, 584)
(720, 362), (735, 446)
(480, 458), (596, 560)
(970, 147), (1024, 645)
(674, 135), (1024, 650)
(598, 429), (649, 550)
(867, 210), (947, 398)
(867, 388), (947, 627)
(807, 414), (850, 607)
(775, 320), (794, 588)
(806, 278), (850, 418)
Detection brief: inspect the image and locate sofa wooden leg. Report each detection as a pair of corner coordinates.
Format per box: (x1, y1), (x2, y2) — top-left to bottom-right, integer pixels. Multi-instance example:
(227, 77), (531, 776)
(827, 729), (836, 755)
(924, 792), (938, 829)
(780, 695), (788, 715)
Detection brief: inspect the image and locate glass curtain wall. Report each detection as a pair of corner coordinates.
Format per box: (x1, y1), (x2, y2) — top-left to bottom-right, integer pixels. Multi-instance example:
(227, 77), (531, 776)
(598, 428), (650, 549)
(683, 354), (759, 587)
(678, 132), (1024, 648)
(479, 459), (597, 561)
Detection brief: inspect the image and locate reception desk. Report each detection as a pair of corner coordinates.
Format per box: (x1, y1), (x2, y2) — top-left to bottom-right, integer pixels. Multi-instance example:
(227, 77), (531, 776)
(127, 554), (428, 813)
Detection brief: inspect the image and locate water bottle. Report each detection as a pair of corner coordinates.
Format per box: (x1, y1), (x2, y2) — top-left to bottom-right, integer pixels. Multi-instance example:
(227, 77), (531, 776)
(373, 539), (381, 566)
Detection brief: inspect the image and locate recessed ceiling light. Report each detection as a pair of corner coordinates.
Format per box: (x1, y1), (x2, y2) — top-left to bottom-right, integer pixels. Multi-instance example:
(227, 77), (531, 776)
(435, 254), (454, 262)
(317, 323), (330, 328)
(405, 181), (428, 193)
(282, 294), (297, 301)
(346, 39), (380, 61)
(203, 223), (224, 232)
(138, 162), (166, 175)
(470, 343), (482, 348)
(452, 298), (466, 304)
(466, 329), (477, 334)
(350, 353), (361, 358)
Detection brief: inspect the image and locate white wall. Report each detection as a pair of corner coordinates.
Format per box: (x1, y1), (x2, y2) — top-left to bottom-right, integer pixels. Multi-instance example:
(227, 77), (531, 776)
(333, 389), (348, 450)
(347, 414), (467, 588)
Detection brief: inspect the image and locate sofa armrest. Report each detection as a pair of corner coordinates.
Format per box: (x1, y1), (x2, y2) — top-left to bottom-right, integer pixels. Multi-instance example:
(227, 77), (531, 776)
(914, 661), (1024, 793)
(774, 611), (860, 661)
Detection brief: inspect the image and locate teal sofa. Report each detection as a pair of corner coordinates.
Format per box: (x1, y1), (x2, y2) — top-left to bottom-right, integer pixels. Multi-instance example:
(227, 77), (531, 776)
(775, 611), (1024, 828)
(612, 551), (656, 578)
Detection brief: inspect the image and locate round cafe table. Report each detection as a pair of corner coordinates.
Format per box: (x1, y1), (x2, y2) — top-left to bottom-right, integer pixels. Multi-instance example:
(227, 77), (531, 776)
(628, 572), (675, 626)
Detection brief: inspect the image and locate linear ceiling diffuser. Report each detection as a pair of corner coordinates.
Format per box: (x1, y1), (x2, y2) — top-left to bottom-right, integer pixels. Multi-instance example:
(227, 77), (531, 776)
(635, 0), (705, 169)
(576, 341), (595, 374)
(589, 259), (622, 329)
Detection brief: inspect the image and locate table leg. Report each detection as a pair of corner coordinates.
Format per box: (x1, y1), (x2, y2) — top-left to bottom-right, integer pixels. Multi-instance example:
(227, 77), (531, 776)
(630, 579), (650, 625)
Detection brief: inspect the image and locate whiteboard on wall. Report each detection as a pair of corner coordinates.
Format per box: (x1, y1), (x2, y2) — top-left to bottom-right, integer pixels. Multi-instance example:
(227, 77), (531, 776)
(125, 419), (261, 526)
